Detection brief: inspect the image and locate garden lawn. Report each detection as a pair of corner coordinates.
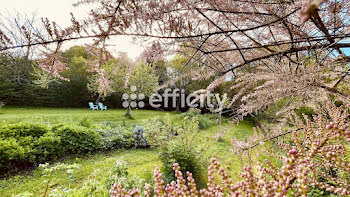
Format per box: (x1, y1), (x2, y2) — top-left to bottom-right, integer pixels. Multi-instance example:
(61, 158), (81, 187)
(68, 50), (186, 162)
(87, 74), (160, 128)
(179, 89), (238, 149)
(0, 107), (258, 196)
(0, 106), (172, 125)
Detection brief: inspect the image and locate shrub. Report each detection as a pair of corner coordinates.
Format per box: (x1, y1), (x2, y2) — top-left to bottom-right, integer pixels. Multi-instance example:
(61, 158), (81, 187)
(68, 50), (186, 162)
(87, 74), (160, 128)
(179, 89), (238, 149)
(52, 124), (101, 154)
(144, 115), (178, 147)
(145, 116), (205, 186)
(0, 123), (55, 174)
(97, 124), (134, 150)
(132, 125), (148, 148)
(158, 139), (204, 186)
(0, 138), (26, 173)
(0, 123), (49, 138)
(34, 132), (62, 162)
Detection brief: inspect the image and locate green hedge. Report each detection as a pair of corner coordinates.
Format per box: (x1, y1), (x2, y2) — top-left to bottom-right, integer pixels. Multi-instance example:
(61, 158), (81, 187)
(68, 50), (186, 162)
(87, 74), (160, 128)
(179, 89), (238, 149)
(0, 123), (101, 175)
(52, 124), (101, 154)
(0, 122), (149, 175)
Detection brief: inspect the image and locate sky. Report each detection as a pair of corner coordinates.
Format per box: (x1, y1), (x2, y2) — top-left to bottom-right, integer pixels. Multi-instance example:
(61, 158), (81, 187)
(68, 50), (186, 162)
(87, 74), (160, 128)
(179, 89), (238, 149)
(0, 0), (146, 60)
(0, 0), (349, 60)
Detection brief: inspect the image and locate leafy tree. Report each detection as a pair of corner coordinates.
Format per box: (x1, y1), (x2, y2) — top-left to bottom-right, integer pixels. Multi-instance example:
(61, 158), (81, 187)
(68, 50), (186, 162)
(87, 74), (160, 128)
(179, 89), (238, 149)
(89, 57), (159, 116)
(119, 63), (159, 117)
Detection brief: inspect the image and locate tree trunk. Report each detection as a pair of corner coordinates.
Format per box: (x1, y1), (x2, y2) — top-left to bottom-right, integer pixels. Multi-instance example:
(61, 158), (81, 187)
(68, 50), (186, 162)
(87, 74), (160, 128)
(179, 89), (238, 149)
(218, 111), (222, 132)
(176, 96), (180, 112)
(126, 105), (132, 117)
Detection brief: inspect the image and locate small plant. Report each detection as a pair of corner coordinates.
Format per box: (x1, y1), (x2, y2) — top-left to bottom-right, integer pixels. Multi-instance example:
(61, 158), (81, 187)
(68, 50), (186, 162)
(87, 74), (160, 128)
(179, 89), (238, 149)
(132, 125), (148, 148)
(107, 160), (147, 194)
(39, 163), (80, 197)
(145, 115), (206, 186)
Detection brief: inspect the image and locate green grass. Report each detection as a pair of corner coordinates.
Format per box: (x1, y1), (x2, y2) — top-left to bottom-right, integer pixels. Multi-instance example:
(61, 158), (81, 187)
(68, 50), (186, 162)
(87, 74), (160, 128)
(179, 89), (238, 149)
(0, 107), (259, 196)
(0, 106), (175, 126)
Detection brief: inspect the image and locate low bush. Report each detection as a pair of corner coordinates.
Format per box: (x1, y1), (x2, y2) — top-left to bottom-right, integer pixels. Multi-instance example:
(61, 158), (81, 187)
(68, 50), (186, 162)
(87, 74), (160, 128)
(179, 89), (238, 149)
(52, 124), (101, 154)
(97, 123), (134, 150)
(145, 115), (206, 186)
(0, 123), (49, 138)
(0, 138), (26, 173)
(0, 123), (100, 175)
(34, 132), (62, 162)
(0, 121), (152, 175)
(0, 123), (54, 174)
(77, 116), (94, 128)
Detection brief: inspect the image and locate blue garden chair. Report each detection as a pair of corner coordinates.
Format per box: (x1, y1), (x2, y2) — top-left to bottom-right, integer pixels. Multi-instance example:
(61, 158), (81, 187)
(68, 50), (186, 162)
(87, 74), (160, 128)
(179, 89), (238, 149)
(89, 102), (99, 110)
(98, 102), (107, 110)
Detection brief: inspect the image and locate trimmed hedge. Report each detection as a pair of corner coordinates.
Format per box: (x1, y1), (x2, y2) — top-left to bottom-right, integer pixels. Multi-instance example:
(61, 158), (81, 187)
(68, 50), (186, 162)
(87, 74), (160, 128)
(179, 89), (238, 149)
(0, 122), (149, 175)
(52, 124), (101, 154)
(0, 123), (101, 175)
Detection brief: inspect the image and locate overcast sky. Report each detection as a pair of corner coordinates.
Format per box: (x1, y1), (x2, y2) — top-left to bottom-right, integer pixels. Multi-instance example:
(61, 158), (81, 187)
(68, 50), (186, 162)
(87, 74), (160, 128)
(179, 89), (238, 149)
(0, 0), (145, 60)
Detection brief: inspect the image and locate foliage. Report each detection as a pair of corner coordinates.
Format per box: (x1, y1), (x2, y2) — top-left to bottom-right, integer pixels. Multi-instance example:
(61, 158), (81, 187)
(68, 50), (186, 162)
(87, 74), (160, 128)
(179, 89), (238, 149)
(145, 115), (205, 186)
(52, 124), (101, 154)
(0, 47), (95, 108)
(0, 123), (49, 138)
(158, 136), (205, 187)
(0, 123), (101, 175)
(294, 105), (315, 122)
(110, 103), (350, 196)
(97, 123), (134, 150)
(132, 125), (148, 148)
(77, 116), (94, 128)
(181, 108), (218, 130)
(144, 114), (178, 147)
(0, 123), (58, 174)
(106, 160), (148, 193)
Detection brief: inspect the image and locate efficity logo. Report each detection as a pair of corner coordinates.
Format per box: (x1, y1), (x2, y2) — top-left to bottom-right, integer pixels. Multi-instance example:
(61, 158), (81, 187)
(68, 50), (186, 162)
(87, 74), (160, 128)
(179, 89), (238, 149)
(122, 86), (145, 109)
(122, 87), (227, 112)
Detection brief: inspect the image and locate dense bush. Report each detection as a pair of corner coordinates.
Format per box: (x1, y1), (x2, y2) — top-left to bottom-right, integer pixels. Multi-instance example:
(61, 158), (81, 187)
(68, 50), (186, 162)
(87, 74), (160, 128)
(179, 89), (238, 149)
(97, 123), (134, 150)
(0, 123), (58, 174)
(0, 120), (156, 175)
(0, 123), (101, 174)
(158, 138), (204, 186)
(0, 123), (49, 138)
(52, 124), (101, 154)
